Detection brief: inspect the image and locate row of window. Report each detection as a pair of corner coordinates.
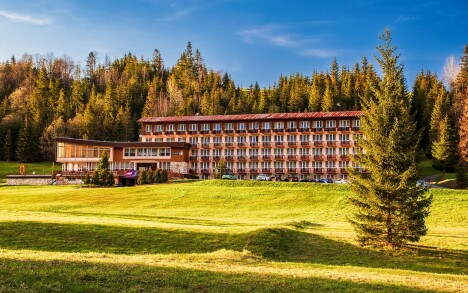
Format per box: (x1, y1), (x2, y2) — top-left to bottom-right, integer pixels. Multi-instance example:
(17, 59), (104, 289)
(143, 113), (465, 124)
(123, 147), (171, 157)
(190, 147), (361, 157)
(145, 120), (361, 133)
(144, 134), (363, 143)
(191, 161), (359, 169)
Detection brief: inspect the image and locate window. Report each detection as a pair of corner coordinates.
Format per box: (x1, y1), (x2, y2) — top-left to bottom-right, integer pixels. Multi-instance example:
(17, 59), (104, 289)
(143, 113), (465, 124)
(287, 148), (296, 155)
(326, 161), (335, 168)
(191, 149), (198, 156)
(339, 120), (350, 128)
(155, 138), (163, 142)
(287, 135), (296, 142)
(339, 161), (349, 168)
(274, 121), (284, 130)
(237, 136), (246, 143)
(213, 149), (221, 157)
(312, 148), (322, 155)
(249, 161), (258, 169)
(287, 121), (296, 129)
(300, 134), (309, 142)
(313, 121), (322, 129)
(313, 161), (322, 168)
(145, 138), (152, 142)
(225, 136), (234, 143)
(339, 147), (349, 155)
(225, 123), (234, 130)
(189, 137), (198, 145)
(274, 161), (284, 168)
(225, 161), (234, 170)
(166, 137), (175, 142)
(286, 161), (296, 169)
(225, 149), (234, 156)
(237, 149), (246, 156)
(145, 125), (152, 133)
(190, 162), (198, 169)
(237, 162), (246, 169)
(313, 134), (322, 142)
(154, 124), (163, 132)
(262, 122), (271, 130)
(326, 134), (336, 142)
(213, 137), (222, 144)
(352, 119), (360, 129)
(124, 148), (136, 157)
(250, 135), (259, 142)
(249, 149), (259, 156)
(166, 124), (175, 131)
(177, 124), (186, 131)
(262, 135), (271, 142)
(201, 137), (210, 144)
(189, 124), (198, 131)
(274, 135), (284, 142)
(326, 148), (336, 155)
(160, 148), (170, 156)
(261, 149), (271, 155)
(299, 161), (309, 168)
(201, 123), (210, 131)
(274, 148), (284, 155)
(261, 161), (271, 169)
(339, 134), (350, 143)
(300, 121), (310, 129)
(325, 120), (336, 129)
(178, 138), (186, 142)
(213, 123), (222, 131)
(249, 122), (259, 130)
(200, 149), (210, 157)
(299, 148), (309, 155)
(237, 122), (246, 131)
(160, 162), (171, 170)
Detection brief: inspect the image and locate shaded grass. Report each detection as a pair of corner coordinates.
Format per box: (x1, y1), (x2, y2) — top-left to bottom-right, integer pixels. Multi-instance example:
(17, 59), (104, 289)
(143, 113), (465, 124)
(0, 161), (60, 178)
(0, 221), (465, 275)
(0, 258), (434, 293)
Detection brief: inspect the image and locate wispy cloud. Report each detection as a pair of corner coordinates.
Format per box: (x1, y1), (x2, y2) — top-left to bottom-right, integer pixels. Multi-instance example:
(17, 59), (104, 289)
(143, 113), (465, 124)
(299, 48), (337, 58)
(395, 15), (417, 23)
(0, 9), (52, 25)
(162, 6), (196, 22)
(238, 23), (338, 58)
(238, 24), (298, 48)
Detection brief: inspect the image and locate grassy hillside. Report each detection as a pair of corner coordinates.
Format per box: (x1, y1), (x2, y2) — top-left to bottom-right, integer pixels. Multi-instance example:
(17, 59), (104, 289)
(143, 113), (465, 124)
(0, 181), (467, 292)
(0, 161), (61, 183)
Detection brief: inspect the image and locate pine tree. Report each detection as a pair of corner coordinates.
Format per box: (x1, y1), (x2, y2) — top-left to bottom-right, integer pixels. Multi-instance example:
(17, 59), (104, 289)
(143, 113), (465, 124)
(432, 115), (457, 172)
(161, 169), (168, 183)
(16, 118), (37, 162)
(349, 29), (432, 249)
(92, 150), (113, 186)
(155, 169), (162, 183)
(3, 128), (12, 161)
(321, 78), (334, 111)
(137, 169), (147, 185)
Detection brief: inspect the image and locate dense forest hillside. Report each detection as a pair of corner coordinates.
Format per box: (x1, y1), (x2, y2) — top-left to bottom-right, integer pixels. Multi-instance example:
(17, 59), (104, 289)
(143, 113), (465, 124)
(0, 42), (466, 166)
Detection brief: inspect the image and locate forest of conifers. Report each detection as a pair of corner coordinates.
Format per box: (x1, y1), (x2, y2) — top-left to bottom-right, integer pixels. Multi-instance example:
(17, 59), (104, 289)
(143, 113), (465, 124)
(0, 42), (466, 165)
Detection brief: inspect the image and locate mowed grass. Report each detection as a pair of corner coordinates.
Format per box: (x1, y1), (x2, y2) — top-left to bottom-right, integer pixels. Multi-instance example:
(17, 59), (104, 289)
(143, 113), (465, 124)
(0, 161), (61, 183)
(0, 180), (467, 292)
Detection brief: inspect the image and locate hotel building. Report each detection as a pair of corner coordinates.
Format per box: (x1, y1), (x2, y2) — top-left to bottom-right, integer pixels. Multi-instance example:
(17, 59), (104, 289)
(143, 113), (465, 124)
(137, 111), (363, 180)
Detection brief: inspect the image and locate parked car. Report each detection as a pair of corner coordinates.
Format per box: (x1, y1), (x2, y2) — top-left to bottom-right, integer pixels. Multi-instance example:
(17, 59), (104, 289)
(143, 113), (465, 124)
(221, 173), (236, 180)
(416, 180), (429, 188)
(300, 178), (310, 182)
(317, 178), (327, 183)
(334, 178), (348, 184)
(256, 174), (271, 181)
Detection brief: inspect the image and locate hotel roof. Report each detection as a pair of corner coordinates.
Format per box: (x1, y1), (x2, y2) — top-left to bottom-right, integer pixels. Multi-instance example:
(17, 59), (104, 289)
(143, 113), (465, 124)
(56, 137), (191, 148)
(137, 111), (363, 123)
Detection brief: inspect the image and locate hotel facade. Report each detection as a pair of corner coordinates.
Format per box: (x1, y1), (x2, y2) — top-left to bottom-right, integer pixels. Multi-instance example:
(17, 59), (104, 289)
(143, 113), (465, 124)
(56, 111), (364, 180)
(137, 111), (363, 180)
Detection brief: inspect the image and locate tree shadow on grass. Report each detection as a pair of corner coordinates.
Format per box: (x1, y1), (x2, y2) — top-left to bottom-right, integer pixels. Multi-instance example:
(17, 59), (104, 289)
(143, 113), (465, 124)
(0, 258), (433, 293)
(0, 221), (465, 275)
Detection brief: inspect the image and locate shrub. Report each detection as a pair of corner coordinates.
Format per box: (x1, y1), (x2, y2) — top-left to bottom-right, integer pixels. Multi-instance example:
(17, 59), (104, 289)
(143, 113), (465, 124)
(137, 170), (147, 185)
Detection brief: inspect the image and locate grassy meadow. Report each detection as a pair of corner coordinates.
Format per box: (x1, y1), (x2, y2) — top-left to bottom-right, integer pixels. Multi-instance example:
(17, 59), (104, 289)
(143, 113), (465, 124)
(0, 180), (467, 292)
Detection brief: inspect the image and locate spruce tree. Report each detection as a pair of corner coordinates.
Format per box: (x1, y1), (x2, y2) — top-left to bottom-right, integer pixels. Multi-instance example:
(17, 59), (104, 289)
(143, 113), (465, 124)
(3, 128), (12, 161)
(349, 29), (432, 249)
(431, 115), (457, 172)
(92, 150), (113, 186)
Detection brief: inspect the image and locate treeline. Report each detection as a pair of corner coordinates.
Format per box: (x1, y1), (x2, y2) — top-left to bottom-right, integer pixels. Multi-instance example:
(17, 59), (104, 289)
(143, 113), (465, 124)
(0, 42), (467, 171)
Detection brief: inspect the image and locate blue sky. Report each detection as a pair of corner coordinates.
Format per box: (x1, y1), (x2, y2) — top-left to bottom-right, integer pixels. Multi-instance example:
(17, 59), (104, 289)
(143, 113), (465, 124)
(0, 0), (466, 87)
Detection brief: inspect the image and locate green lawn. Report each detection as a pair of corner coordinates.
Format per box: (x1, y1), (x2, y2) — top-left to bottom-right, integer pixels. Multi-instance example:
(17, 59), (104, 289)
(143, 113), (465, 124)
(0, 180), (467, 292)
(0, 161), (61, 183)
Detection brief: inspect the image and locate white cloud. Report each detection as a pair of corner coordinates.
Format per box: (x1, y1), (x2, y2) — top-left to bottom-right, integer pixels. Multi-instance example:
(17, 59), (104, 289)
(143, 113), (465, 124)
(299, 48), (336, 58)
(239, 24), (339, 58)
(0, 10), (52, 25)
(238, 25), (298, 48)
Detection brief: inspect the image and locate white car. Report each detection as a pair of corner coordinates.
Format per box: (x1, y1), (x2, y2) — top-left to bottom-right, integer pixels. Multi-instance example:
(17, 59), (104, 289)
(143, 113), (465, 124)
(334, 178), (348, 184)
(256, 174), (270, 181)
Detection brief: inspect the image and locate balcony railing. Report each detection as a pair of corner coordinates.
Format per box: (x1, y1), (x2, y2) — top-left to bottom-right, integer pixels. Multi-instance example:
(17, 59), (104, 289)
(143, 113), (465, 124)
(212, 129), (222, 134)
(340, 141), (351, 147)
(326, 141), (337, 146)
(299, 128), (310, 132)
(224, 129), (234, 134)
(351, 126), (360, 131)
(213, 142), (223, 148)
(249, 155), (259, 161)
(286, 128), (297, 132)
(262, 142), (272, 147)
(225, 156), (235, 161)
(340, 168), (348, 173)
(313, 141), (324, 146)
(201, 143), (210, 148)
(287, 168), (297, 173)
(325, 127), (337, 131)
(300, 141), (310, 146)
(249, 168), (259, 173)
(274, 141), (284, 146)
(200, 156), (210, 161)
(248, 129), (259, 133)
(249, 142), (259, 147)
(262, 155), (272, 160)
(287, 141), (297, 146)
(236, 168), (246, 173)
(274, 155), (284, 160)
(260, 128), (271, 133)
(275, 168), (284, 173)
(189, 156), (198, 161)
(300, 154), (310, 160)
(237, 142), (247, 147)
(327, 168), (337, 174)
(300, 168), (310, 173)
(188, 130), (198, 134)
(225, 142), (235, 148)
(312, 127), (323, 132)
(201, 169), (211, 174)
(314, 155), (323, 160)
(237, 155), (247, 161)
(273, 128), (284, 133)
(287, 155), (297, 160)
(327, 154), (337, 160)
(313, 168), (323, 174)
(338, 127), (350, 131)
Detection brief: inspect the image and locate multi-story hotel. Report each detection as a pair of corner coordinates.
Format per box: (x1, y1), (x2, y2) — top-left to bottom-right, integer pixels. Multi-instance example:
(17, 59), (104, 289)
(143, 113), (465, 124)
(137, 111), (363, 180)
(56, 111), (364, 181)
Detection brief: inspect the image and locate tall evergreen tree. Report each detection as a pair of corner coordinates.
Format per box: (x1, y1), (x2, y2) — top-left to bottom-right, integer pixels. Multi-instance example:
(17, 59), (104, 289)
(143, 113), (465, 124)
(349, 29), (432, 248)
(432, 115), (457, 172)
(3, 128), (12, 161)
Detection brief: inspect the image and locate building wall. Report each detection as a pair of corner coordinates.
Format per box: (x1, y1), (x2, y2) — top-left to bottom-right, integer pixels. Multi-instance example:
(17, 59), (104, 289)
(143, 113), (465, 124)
(139, 116), (362, 180)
